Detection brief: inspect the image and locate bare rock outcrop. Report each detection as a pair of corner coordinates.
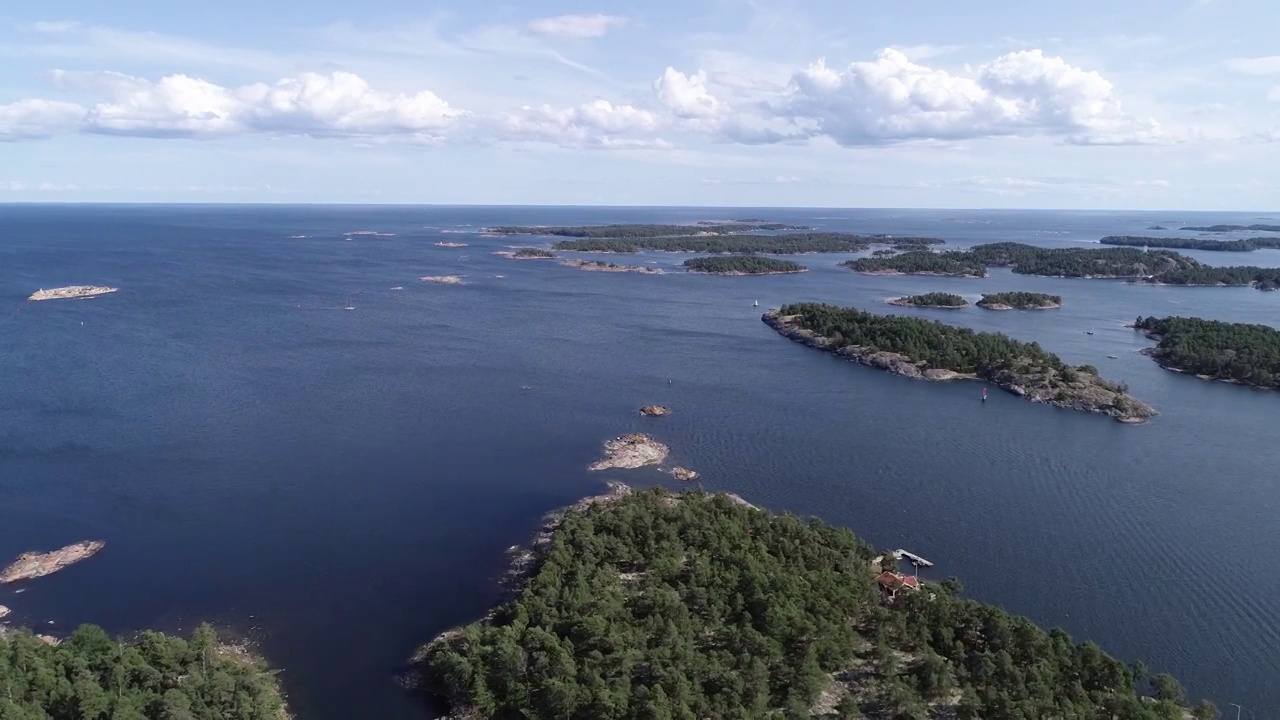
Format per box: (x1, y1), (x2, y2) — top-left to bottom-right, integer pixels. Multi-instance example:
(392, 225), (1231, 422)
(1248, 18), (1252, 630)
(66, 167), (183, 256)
(589, 434), (669, 471)
(1, 541), (105, 583)
(639, 405), (670, 417)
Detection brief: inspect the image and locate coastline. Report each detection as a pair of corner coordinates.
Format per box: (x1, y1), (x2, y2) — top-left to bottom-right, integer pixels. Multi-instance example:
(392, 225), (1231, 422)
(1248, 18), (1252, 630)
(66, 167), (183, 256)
(887, 297), (967, 309)
(763, 310), (1155, 423)
(976, 301), (1062, 310)
(854, 269), (983, 278)
(686, 268), (808, 276)
(1134, 329), (1272, 390)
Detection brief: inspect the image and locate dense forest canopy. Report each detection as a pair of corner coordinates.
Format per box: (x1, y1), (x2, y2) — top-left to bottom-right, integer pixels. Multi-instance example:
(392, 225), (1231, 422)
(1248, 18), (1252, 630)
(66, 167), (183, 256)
(418, 488), (1210, 720)
(683, 256), (806, 274)
(1134, 316), (1280, 389)
(554, 234), (901, 255)
(1100, 236), (1280, 252)
(845, 242), (1280, 289)
(513, 248), (557, 258)
(490, 223), (796, 238)
(1180, 224), (1280, 232)
(777, 302), (1070, 376)
(891, 292), (968, 307)
(843, 251), (988, 277)
(977, 292), (1062, 309)
(0, 624), (286, 720)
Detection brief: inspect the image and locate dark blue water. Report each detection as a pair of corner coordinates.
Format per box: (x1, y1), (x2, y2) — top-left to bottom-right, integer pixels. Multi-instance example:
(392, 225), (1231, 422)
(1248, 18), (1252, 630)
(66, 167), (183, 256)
(2, 205), (1278, 719)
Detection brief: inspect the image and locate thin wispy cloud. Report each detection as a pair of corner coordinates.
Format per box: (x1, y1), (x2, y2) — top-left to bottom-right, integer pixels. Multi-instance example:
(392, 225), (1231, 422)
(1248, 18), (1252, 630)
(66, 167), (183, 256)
(525, 14), (627, 39)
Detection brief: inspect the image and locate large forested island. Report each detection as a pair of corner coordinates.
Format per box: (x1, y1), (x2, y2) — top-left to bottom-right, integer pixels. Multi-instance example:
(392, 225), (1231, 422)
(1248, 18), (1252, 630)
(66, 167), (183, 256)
(764, 304), (1155, 422)
(1134, 316), (1280, 389)
(843, 250), (987, 277)
(888, 292), (968, 308)
(416, 485), (1210, 719)
(1180, 224), (1280, 232)
(0, 624), (287, 719)
(844, 242), (1280, 290)
(489, 223), (943, 254)
(1100, 236), (1280, 252)
(976, 292), (1062, 310)
(553, 234), (939, 255)
(683, 256), (806, 275)
(489, 222), (805, 237)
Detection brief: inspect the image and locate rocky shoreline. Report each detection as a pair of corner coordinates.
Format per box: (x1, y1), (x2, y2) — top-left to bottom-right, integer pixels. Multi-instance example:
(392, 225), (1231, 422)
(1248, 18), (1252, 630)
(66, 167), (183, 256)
(685, 269), (808, 276)
(887, 297), (967, 309)
(763, 310), (1156, 423)
(1, 541), (105, 583)
(561, 259), (663, 274)
(589, 434), (669, 470)
(435, 241), (468, 248)
(856, 269), (982, 278)
(28, 286), (118, 301)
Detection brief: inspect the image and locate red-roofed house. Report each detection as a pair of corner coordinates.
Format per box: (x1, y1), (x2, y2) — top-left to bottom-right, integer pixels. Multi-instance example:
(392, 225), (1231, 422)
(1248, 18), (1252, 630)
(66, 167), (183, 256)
(876, 571), (921, 600)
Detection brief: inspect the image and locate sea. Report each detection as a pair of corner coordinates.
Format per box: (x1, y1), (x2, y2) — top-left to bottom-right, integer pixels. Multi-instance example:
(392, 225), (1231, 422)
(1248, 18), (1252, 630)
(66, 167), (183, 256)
(1, 204), (1278, 719)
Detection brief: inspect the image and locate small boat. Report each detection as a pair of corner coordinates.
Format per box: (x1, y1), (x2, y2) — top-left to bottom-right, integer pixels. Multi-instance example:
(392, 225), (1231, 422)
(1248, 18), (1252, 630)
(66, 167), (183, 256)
(1107, 355), (1118, 359)
(981, 387), (988, 402)
(753, 300), (759, 307)
(344, 306), (355, 311)
(1086, 326), (1095, 335)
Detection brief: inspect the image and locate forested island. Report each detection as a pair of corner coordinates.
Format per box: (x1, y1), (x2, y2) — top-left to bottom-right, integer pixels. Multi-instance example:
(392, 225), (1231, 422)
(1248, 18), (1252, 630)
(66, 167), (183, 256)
(513, 247), (557, 258)
(1101, 236), (1280, 252)
(416, 485), (1210, 719)
(561, 259), (662, 274)
(683, 256), (806, 275)
(1180, 224), (1280, 232)
(888, 292), (968, 308)
(0, 624), (287, 719)
(1134, 316), (1280, 389)
(843, 250), (987, 277)
(977, 292), (1062, 310)
(844, 242), (1280, 289)
(489, 222), (801, 238)
(764, 304), (1155, 422)
(553, 233), (939, 255)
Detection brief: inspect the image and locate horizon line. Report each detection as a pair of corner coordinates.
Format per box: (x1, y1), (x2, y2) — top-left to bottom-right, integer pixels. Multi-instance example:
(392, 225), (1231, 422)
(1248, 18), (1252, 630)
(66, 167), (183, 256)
(0, 201), (1277, 214)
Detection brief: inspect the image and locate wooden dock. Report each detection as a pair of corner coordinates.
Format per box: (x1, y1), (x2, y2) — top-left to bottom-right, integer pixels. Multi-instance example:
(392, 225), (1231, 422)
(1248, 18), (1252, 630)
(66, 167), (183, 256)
(895, 549), (934, 568)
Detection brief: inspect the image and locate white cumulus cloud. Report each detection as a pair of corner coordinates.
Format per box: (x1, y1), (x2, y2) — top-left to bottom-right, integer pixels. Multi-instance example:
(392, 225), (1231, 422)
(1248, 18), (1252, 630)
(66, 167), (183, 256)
(764, 48), (1161, 146)
(654, 68), (724, 119)
(0, 99), (87, 141)
(39, 70), (463, 139)
(496, 99), (662, 146)
(526, 14), (627, 39)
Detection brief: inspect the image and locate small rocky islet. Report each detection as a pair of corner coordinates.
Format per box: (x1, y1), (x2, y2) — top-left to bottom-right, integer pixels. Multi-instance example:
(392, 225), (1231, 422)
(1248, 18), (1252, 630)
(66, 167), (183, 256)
(28, 286), (118, 301)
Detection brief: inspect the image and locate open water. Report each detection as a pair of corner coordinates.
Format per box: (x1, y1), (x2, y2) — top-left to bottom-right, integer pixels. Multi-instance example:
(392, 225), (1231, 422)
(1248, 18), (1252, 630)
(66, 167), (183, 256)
(1, 205), (1278, 718)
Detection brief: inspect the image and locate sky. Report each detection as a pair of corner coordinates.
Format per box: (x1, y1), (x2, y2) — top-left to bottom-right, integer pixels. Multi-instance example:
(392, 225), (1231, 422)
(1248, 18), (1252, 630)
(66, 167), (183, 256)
(1, 0), (1279, 208)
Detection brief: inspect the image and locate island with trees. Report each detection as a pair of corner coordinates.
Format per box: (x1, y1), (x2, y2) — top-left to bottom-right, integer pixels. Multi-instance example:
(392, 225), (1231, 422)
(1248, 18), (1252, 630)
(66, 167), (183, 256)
(683, 256), (806, 275)
(844, 242), (1280, 289)
(843, 250), (988, 277)
(1101, 235), (1280, 252)
(561, 259), (663, 275)
(489, 222), (800, 238)
(763, 303), (1155, 422)
(553, 233), (941, 255)
(888, 292), (969, 308)
(512, 247), (557, 259)
(415, 484), (1211, 720)
(0, 624), (287, 719)
(977, 292), (1063, 310)
(1133, 316), (1280, 389)
(1180, 224), (1280, 232)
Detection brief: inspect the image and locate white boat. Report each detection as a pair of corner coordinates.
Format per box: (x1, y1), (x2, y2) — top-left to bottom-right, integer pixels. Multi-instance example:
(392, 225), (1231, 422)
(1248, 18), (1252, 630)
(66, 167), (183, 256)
(753, 300), (759, 307)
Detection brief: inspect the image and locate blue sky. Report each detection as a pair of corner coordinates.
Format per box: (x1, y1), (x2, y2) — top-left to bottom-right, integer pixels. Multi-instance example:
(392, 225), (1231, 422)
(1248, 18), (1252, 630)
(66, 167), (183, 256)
(1, 0), (1278, 208)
